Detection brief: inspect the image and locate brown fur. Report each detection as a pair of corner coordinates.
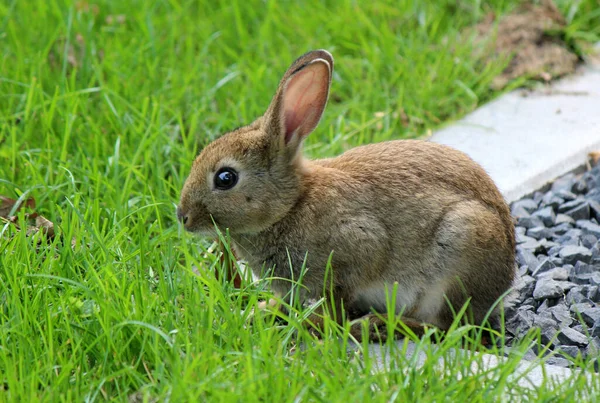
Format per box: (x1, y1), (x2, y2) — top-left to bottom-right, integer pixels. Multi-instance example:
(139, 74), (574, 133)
(177, 50), (516, 340)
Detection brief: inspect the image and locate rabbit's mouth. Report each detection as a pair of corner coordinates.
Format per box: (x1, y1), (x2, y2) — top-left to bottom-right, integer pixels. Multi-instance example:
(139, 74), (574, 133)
(176, 203), (216, 235)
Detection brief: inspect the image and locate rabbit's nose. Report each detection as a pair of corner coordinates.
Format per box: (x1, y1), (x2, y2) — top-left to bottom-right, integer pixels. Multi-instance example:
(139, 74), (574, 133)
(176, 206), (189, 225)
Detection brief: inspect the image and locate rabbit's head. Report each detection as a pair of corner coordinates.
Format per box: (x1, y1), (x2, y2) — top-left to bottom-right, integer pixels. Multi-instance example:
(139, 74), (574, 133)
(177, 50), (333, 235)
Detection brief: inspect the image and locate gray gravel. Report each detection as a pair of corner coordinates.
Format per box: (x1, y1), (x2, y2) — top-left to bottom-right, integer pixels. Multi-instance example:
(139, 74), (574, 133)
(505, 164), (600, 369)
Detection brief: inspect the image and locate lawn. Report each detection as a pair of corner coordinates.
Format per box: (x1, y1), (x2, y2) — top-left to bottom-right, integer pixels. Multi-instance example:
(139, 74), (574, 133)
(1, 0), (600, 400)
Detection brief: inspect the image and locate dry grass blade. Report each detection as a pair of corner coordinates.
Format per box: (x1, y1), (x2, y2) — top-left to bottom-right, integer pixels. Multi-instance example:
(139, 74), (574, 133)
(0, 195), (73, 247)
(0, 196), (36, 219)
(34, 215), (55, 238)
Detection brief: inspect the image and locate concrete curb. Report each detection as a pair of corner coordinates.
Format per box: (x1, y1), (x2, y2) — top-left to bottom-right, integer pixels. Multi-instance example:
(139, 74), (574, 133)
(362, 342), (587, 390)
(430, 59), (600, 204)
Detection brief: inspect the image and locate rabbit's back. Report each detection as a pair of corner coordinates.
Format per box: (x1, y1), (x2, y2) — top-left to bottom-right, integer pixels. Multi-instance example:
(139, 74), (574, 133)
(319, 140), (507, 216)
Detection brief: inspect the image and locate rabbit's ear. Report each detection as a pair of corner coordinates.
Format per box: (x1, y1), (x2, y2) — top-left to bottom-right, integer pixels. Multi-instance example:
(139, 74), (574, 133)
(265, 50), (333, 154)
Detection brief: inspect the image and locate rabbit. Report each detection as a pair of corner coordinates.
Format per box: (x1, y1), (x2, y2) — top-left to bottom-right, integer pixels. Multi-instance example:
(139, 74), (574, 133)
(177, 49), (516, 340)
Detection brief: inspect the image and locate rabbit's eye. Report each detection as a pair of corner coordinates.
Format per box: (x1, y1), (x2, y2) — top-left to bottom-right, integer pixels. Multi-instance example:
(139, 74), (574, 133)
(214, 168), (238, 190)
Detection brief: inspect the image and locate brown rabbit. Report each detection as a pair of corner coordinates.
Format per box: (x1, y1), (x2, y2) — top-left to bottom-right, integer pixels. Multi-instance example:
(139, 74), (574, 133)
(177, 50), (516, 340)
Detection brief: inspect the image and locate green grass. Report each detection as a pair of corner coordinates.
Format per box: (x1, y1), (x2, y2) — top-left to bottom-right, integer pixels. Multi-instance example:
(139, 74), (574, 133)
(2, 0), (600, 400)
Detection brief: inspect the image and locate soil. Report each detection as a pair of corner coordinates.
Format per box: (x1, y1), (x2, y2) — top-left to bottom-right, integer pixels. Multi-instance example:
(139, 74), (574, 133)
(474, 0), (579, 89)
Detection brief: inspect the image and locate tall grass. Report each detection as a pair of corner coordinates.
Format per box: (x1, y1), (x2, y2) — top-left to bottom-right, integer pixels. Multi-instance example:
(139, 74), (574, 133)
(1, 0), (600, 400)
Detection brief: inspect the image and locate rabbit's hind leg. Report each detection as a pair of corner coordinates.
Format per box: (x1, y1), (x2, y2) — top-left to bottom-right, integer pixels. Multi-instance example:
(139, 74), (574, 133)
(432, 200), (515, 330)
